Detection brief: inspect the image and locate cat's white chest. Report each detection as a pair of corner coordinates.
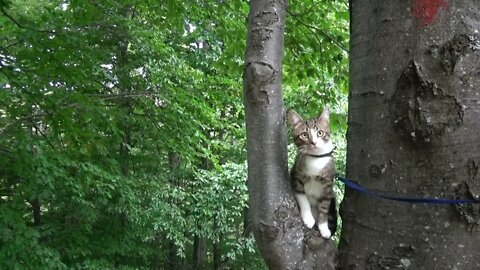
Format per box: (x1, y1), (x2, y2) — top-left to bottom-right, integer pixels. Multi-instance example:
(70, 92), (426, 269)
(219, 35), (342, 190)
(303, 156), (331, 176)
(304, 180), (324, 201)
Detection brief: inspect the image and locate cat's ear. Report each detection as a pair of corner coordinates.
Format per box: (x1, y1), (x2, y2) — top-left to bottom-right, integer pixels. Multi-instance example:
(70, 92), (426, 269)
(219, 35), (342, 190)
(319, 107), (330, 122)
(287, 110), (303, 128)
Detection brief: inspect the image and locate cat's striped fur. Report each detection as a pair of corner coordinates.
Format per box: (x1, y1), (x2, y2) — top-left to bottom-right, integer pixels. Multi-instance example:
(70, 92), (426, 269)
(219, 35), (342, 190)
(287, 108), (337, 239)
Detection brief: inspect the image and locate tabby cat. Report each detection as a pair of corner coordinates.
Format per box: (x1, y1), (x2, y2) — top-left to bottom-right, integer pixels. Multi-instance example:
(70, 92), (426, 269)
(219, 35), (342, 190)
(287, 108), (336, 239)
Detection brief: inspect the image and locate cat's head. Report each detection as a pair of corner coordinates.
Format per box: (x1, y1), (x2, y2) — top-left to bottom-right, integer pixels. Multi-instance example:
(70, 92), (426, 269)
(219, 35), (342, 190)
(287, 108), (334, 155)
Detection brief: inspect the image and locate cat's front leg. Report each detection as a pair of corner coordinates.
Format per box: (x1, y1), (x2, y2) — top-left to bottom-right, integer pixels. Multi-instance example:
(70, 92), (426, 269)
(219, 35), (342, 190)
(316, 197), (333, 239)
(295, 193), (315, 228)
(318, 222), (331, 239)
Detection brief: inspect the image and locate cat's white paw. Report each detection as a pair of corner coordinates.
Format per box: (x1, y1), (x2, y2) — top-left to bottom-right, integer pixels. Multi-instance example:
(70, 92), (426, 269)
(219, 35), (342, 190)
(301, 213), (315, 229)
(318, 222), (331, 239)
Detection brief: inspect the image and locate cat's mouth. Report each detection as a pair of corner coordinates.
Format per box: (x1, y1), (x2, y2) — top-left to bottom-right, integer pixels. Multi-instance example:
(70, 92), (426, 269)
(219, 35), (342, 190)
(297, 144), (334, 155)
(310, 143), (323, 150)
(306, 145), (333, 155)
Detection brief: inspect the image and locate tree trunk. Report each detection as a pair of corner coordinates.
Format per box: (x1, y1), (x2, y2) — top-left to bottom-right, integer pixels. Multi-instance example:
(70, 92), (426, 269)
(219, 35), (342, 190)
(242, 206), (250, 270)
(163, 153), (183, 270)
(243, 0), (336, 269)
(30, 198), (41, 227)
(193, 235), (207, 270)
(164, 240), (177, 270)
(212, 214), (225, 270)
(339, 0), (480, 269)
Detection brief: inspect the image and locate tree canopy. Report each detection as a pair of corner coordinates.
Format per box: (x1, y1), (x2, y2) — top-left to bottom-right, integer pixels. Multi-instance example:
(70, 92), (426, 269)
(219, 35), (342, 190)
(0, 0), (348, 268)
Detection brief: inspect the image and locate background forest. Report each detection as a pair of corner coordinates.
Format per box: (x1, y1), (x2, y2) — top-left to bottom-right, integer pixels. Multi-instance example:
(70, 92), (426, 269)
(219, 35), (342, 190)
(0, 0), (348, 269)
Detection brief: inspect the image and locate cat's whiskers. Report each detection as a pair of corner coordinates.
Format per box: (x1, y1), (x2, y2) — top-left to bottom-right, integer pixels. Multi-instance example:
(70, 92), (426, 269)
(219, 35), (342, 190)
(296, 146), (308, 155)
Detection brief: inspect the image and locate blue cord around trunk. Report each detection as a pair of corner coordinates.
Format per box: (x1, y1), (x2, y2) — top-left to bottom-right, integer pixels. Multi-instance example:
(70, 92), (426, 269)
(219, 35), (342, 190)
(336, 175), (480, 204)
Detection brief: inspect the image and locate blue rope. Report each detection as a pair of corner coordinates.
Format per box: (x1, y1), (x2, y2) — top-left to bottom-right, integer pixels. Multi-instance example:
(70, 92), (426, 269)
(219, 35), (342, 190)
(336, 175), (480, 204)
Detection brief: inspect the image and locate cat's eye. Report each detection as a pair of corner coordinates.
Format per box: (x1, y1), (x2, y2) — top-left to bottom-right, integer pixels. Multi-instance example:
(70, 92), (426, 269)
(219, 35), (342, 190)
(318, 130), (325, 137)
(300, 132), (309, 139)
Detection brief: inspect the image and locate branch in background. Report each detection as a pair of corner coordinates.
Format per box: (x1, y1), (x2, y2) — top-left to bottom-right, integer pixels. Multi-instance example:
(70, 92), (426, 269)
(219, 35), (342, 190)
(287, 2), (321, 17)
(1, 7), (55, 34)
(0, 40), (23, 51)
(30, 120), (56, 150)
(87, 92), (158, 100)
(1, 112), (48, 134)
(1, 91), (158, 135)
(0, 147), (13, 157)
(286, 8), (348, 53)
(1, 7), (25, 29)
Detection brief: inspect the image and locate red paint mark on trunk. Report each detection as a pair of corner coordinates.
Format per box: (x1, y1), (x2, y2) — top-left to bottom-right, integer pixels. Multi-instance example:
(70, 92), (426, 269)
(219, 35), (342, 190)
(412, 0), (448, 26)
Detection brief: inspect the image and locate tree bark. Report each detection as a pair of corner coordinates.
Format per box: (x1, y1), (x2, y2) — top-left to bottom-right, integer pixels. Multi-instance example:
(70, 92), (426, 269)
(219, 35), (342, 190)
(163, 152), (184, 270)
(164, 240), (178, 270)
(241, 206), (250, 270)
(193, 235), (207, 269)
(339, 0), (480, 269)
(30, 198), (41, 227)
(212, 224), (222, 270)
(243, 0), (336, 269)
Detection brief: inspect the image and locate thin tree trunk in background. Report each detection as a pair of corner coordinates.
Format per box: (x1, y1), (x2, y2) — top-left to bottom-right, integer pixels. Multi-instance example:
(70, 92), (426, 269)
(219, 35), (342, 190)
(119, 125), (131, 176)
(30, 198), (41, 226)
(193, 236), (207, 269)
(164, 241), (177, 270)
(339, 0), (480, 268)
(212, 216), (222, 270)
(241, 206), (249, 270)
(179, 240), (187, 270)
(25, 103), (42, 228)
(116, 5), (134, 178)
(211, 115), (225, 270)
(27, 114), (42, 228)
(243, 0), (336, 269)
(163, 153), (183, 270)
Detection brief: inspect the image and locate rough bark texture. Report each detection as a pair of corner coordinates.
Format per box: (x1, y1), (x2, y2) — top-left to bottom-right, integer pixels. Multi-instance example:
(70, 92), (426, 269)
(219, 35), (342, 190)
(339, 0), (480, 269)
(243, 0), (336, 269)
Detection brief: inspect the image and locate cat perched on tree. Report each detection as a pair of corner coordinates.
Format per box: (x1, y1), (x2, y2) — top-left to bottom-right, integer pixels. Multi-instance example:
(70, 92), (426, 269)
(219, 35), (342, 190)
(287, 108), (337, 239)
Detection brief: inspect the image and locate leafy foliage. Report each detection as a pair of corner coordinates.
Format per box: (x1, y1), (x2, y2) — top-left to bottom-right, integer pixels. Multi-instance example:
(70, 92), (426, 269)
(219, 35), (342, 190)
(0, 0), (348, 268)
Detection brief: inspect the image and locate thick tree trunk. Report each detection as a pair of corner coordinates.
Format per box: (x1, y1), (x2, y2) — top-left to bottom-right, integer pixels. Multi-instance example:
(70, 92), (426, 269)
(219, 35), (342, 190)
(339, 0), (480, 269)
(243, 0), (336, 269)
